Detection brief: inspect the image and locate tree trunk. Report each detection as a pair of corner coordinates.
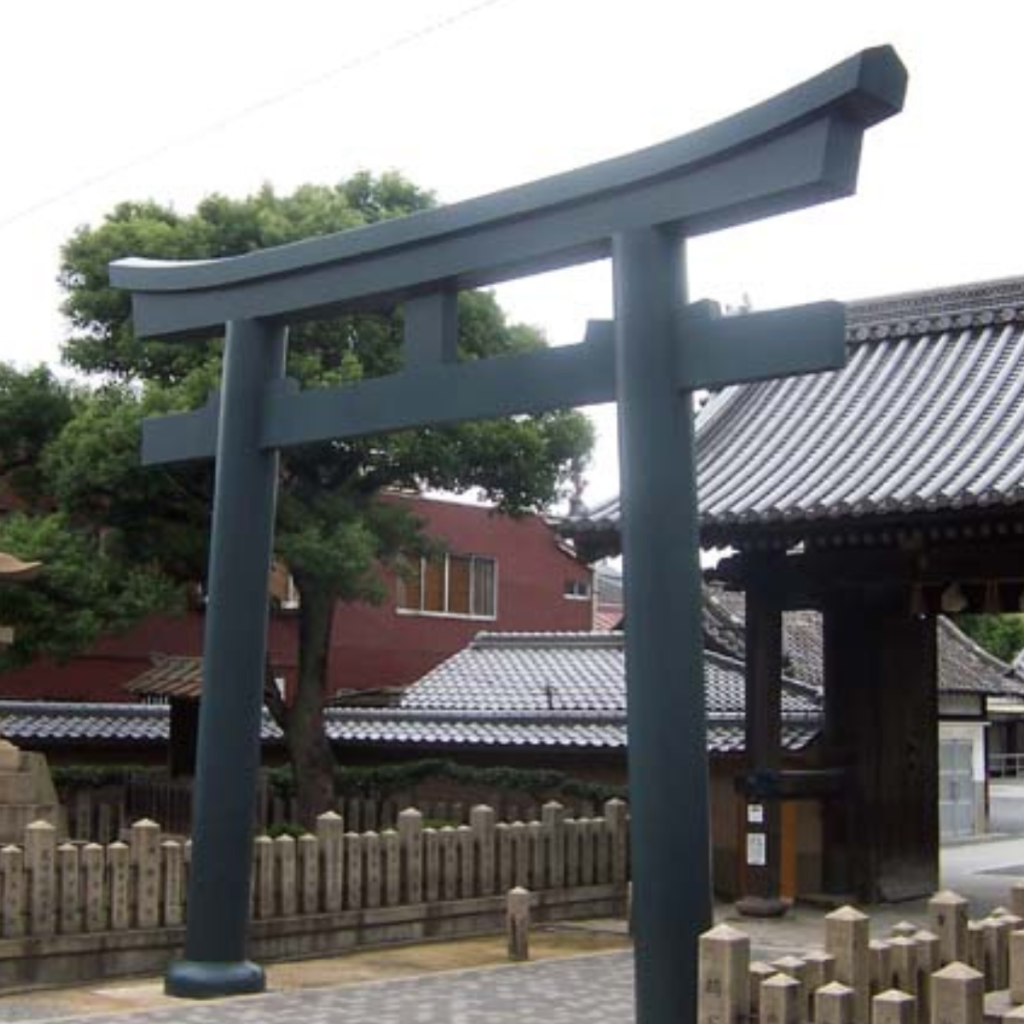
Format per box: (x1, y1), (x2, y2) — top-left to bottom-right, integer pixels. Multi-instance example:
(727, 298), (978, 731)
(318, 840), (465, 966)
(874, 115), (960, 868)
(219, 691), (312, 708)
(286, 583), (338, 829)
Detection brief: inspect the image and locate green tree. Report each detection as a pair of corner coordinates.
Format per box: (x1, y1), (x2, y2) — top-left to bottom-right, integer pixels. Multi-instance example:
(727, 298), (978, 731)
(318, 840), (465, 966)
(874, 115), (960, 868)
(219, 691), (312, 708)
(957, 614), (1024, 665)
(0, 365), (180, 668)
(55, 173), (594, 824)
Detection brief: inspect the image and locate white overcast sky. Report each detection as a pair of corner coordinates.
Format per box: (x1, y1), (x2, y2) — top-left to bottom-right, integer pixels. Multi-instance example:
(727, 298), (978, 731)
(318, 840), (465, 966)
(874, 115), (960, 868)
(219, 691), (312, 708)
(2, 0), (1022, 504)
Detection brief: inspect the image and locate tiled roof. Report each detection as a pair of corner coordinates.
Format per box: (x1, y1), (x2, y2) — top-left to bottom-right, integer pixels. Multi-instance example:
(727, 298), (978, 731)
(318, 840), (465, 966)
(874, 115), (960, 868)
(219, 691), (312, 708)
(704, 588), (1022, 698)
(569, 276), (1024, 536)
(0, 632), (821, 755)
(124, 655), (203, 699)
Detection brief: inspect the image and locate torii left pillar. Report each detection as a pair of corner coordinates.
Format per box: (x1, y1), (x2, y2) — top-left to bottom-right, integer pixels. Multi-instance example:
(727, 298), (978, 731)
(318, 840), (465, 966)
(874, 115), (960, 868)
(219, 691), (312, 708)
(165, 319), (287, 997)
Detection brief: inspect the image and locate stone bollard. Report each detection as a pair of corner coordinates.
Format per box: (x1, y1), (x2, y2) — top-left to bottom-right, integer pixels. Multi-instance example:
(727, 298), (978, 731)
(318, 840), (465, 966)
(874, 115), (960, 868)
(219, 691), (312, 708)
(966, 921), (985, 973)
(803, 949), (837, 1020)
(57, 843), (81, 934)
(298, 833), (319, 914)
(760, 973), (802, 1024)
(929, 962), (983, 1024)
(929, 891), (969, 965)
(1011, 928), (1024, 1003)
(82, 843), (105, 933)
(871, 938), (895, 995)
(826, 905), (870, 1023)
(983, 915), (1013, 990)
(814, 980), (855, 1024)
(873, 988), (916, 1024)
(889, 936), (919, 1004)
(697, 924), (749, 1024)
(1012, 883), (1024, 921)
(507, 887), (530, 962)
(398, 808), (424, 904)
(749, 961), (776, 1019)
(131, 819), (161, 930)
(913, 930), (941, 1024)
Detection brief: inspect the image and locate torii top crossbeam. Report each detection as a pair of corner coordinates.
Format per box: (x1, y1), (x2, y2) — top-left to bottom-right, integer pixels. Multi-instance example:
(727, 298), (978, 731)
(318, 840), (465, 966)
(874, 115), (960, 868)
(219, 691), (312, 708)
(110, 45), (906, 1024)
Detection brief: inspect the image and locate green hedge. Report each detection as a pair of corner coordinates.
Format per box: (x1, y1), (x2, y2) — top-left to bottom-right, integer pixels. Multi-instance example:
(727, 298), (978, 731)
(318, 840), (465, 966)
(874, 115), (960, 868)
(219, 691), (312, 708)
(266, 759), (626, 805)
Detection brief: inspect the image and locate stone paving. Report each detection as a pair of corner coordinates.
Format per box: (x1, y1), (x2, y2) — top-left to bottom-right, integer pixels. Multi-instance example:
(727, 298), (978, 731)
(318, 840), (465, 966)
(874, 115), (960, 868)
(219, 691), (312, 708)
(1, 951), (636, 1024)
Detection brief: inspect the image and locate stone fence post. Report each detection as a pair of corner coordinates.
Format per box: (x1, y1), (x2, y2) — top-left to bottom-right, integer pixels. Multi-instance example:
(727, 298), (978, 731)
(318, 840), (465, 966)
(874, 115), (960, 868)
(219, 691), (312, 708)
(507, 886), (530, 961)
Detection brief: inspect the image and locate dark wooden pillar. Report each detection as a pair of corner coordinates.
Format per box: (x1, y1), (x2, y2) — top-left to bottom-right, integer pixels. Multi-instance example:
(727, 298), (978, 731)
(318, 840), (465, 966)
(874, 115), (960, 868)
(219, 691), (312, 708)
(169, 698), (200, 777)
(736, 557), (788, 916)
(822, 589), (938, 902)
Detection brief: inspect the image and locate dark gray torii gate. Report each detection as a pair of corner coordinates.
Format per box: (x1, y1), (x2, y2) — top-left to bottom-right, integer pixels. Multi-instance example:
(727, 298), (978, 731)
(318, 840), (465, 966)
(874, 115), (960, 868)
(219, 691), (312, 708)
(111, 46), (906, 1022)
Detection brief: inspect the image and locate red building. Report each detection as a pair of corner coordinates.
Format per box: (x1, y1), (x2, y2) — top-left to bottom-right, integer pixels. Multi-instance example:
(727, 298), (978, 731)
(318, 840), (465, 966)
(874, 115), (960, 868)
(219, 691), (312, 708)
(0, 494), (593, 702)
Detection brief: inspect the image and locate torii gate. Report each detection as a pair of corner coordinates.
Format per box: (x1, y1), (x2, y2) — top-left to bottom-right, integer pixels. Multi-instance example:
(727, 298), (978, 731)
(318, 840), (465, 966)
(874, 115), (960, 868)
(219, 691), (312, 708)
(111, 46), (906, 1022)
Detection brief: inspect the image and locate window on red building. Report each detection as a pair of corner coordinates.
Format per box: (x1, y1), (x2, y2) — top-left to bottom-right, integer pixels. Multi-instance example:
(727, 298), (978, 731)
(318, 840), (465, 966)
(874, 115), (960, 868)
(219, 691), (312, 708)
(398, 554), (497, 619)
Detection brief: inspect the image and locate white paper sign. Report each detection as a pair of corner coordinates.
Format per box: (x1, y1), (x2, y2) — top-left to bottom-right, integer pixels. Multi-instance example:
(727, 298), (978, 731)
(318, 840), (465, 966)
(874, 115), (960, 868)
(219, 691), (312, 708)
(747, 803), (764, 824)
(746, 832), (767, 866)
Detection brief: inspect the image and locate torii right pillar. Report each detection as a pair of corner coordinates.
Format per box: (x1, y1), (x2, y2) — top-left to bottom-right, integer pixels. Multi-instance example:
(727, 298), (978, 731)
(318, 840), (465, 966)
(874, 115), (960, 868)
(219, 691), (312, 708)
(822, 588), (939, 902)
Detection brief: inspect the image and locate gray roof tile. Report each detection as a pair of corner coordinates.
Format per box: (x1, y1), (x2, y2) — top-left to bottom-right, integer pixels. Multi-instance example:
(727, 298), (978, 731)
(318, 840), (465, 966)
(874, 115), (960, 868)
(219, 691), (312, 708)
(569, 276), (1024, 535)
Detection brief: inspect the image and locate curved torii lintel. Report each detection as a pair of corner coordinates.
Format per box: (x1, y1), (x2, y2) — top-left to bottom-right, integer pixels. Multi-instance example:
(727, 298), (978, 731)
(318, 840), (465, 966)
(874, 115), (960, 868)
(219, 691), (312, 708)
(111, 45), (906, 340)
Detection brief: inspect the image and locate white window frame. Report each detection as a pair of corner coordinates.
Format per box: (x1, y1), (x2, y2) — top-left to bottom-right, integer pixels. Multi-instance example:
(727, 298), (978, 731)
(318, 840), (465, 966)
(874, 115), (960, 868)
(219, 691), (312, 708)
(396, 553), (499, 621)
(563, 578), (592, 601)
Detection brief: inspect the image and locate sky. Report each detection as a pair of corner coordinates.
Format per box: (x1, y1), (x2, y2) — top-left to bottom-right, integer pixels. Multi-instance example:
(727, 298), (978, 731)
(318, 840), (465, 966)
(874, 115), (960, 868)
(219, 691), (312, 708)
(2, 0), (1023, 506)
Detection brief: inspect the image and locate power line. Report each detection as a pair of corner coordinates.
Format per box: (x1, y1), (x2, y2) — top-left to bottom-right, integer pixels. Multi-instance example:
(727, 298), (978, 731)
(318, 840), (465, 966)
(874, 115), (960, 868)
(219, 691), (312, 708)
(0, 0), (509, 233)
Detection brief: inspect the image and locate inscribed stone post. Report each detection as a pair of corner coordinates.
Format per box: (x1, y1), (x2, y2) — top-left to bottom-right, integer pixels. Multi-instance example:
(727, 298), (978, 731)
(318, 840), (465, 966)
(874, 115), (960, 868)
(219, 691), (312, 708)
(363, 832), (381, 909)
(1012, 883), (1024, 920)
(471, 806), (496, 896)
(348, 832), (366, 910)
(254, 836), (274, 919)
(507, 887), (530, 961)
(496, 822), (513, 894)
(825, 905), (870, 1022)
(913, 930), (941, 1024)
(1, 845), (25, 938)
(873, 989), (916, 1024)
(131, 819), (161, 930)
(871, 939), (895, 996)
(108, 841), (130, 932)
(929, 891), (969, 965)
(889, 936), (919, 1003)
(604, 798), (628, 885)
(929, 962), (983, 1024)
(439, 827), (457, 902)
(697, 924), (749, 1024)
(82, 843), (105, 933)
(424, 827), (439, 904)
(593, 816), (610, 884)
(457, 825), (475, 899)
(760, 973), (802, 1024)
(983, 916), (1012, 990)
(966, 921), (985, 973)
(749, 961), (776, 1019)
(398, 808), (424, 904)
(57, 843), (81, 934)
(542, 802), (565, 889)
(804, 949), (836, 1019)
(317, 811), (344, 913)
(25, 819), (56, 936)
(1010, 929), (1024, 1003)
(512, 821), (530, 888)
(383, 829), (400, 906)
(275, 835), (296, 918)
(528, 821), (544, 890)
(564, 819), (581, 888)
(298, 833), (319, 914)
(814, 980), (855, 1024)
(163, 840), (184, 927)
(579, 818), (595, 886)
